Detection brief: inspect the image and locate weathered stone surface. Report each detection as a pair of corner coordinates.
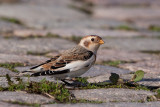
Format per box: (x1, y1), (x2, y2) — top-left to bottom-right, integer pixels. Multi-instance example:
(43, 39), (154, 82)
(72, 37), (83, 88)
(13, 29), (142, 38)
(87, 73), (110, 83)
(0, 37), (75, 55)
(119, 60), (160, 74)
(0, 53), (48, 65)
(97, 49), (154, 62)
(0, 20), (25, 34)
(94, 7), (160, 20)
(87, 72), (160, 87)
(84, 0), (160, 7)
(0, 3), (86, 29)
(0, 101), (28, 107)
(133, 19), (160, 29)
(81, 65), (132, 77)
(0, 67), (16, 76)
(102, 38), (160, 51)
(0, 91), (53, 104)
(71, 88), (155, 102)
(0, 76), (61, 88)
(42, 102), (160, 107)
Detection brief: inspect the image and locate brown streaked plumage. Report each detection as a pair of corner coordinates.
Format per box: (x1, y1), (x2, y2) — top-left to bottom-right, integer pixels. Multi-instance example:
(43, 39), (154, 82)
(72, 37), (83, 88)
(20, 35), (104, 79)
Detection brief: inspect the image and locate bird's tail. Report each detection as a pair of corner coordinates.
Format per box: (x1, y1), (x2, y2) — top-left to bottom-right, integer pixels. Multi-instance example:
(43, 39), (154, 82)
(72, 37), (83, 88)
(17, 70), (33, 76)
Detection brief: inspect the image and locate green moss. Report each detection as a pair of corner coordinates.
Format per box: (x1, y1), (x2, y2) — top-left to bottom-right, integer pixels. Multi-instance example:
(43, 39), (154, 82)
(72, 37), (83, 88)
(0, 63), (24, 72)
(14, 33), (60, 39)
(140, 50), (160, 54)
(111, 25), (136, 31)
(155, 89), (160, 100)
(69, 5), (93, 15)
(100, 61), (126, 67)
(7, 101), (40, 107)
(65, 35), (82, 43)
(149, 25), (160, 32)
(27, 51), (50, 56)
(0, 17), (23, 25)
(45, 33), (60, 38)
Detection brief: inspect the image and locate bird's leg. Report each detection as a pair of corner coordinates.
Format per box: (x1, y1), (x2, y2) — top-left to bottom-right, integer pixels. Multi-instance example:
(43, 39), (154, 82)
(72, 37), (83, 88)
(61, 79), (73, 86)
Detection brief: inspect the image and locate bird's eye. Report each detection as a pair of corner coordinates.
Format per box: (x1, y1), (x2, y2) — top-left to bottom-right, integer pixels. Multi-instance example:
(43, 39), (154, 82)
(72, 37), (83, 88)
(91, 38), (94, 41)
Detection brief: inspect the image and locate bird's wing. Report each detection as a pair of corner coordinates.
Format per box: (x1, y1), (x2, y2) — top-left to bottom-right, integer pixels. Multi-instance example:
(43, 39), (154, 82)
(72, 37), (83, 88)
(31, 47), (94, 76)
(30, 55), (60, 70)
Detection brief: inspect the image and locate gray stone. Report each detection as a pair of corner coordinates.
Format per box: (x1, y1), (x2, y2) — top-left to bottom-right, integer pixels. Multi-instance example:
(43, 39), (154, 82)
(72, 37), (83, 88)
(81, 65), (132, 77)
(84, 0), (160, 7)
(15, 66), (32, 72)
(0, 19), (25, 34)
(71, 88), (155, 102)
(93, 7), (160, 21)
(121, 73), (160, 87)
(0, 76), (62, 88)
(87, 73), (111, 83)
(0, 3), (86, 29)
(0, 37), (75, 55)
(97, 49), (154, 62)
(13, 28), (142, 38)
(42, 102), (160, 107)
(133, 19), (160, 29)
(119, 60), (160, 74)
(0, 53), (48, 65)
(0, 91), (53, 104)
(102, 38), (160, 51)
(0, 67), (16, 76)
(0, 101), (28, 107)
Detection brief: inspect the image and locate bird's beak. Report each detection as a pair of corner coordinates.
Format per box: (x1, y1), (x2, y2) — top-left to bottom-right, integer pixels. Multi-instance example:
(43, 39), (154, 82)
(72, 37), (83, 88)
(99, 39), (104, 44)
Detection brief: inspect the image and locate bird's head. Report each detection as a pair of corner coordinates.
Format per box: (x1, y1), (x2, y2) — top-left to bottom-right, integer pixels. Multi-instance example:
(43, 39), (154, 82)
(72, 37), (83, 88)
(79, 35), (104, 54)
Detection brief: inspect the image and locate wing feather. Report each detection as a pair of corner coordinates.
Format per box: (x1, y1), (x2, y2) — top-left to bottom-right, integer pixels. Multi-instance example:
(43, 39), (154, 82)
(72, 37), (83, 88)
(29, 46), (94, 76)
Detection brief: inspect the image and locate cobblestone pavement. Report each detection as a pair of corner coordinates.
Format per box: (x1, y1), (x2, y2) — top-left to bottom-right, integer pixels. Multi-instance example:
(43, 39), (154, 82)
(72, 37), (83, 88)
(0, 0), (160, 106)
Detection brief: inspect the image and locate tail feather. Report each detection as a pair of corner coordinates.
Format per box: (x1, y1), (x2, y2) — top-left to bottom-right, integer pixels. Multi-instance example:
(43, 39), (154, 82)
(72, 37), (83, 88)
(17, 70), (33, 76)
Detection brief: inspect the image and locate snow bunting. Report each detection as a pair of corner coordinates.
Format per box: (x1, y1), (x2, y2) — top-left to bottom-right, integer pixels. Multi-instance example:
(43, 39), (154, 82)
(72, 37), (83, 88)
(21, 35), (104, 79)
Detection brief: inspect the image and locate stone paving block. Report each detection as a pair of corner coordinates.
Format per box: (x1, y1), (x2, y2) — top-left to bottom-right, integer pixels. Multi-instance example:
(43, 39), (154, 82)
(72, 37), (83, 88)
(87, 72), (160, 88)
(84, 0), (160, 7)
(0, 3), (87, 29)
(0, 53), (48, 65)
(119, 60), (160, 74)
(0, 37), (75, 55)
(42, 102), (160, 107)
(97, 49), (154, 62)
(71, 88), (155, 102)
(93, 7), (160, 20)
(81, 65), (132, 77)
(0, 67), (16, 76)
(121, 73), (160, 87)
(0, 76), (61, 88)
(0, 20), (25, 34)
(87, 73), (110, 83)
(0, 91), (53, 104)
(133, 19), (160, 29)
(0, 101), (28, 107)
(102, 37), (160, 51)
(13, 29), (142, 38)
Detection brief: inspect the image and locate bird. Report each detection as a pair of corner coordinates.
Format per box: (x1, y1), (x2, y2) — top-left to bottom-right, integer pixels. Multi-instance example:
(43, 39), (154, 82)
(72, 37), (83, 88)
(20, 35), (104, 81)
